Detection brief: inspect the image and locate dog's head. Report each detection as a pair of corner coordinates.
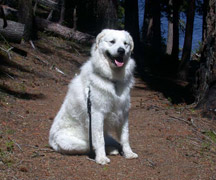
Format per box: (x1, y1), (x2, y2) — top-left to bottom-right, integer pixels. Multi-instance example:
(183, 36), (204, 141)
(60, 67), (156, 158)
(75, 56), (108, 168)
(95, 29), (134, 68)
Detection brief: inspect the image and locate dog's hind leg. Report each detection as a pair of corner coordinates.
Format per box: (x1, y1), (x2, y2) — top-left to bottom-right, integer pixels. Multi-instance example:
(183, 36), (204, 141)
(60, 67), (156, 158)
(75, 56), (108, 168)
(50, 130), (89, 154)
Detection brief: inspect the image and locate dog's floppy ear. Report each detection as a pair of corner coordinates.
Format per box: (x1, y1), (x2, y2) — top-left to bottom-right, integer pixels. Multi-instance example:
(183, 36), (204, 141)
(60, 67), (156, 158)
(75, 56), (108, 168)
(125, 31), (134, 52)
(95, 29), (109, 49)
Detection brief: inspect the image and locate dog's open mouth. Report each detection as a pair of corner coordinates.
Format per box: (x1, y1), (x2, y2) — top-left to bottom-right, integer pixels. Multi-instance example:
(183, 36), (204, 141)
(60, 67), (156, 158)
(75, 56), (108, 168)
(106, 51), (124, 67)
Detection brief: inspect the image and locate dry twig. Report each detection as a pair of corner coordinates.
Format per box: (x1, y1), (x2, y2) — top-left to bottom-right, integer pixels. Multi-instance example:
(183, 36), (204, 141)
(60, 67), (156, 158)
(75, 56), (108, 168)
(12, 140), (23, 152)
(168, 116), (216, 147)
(0, 46), (13, 59)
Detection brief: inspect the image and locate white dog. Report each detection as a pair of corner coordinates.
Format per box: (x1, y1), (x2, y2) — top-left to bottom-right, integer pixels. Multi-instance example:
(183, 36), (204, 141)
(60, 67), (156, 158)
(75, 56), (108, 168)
(49, 29), (138, 165)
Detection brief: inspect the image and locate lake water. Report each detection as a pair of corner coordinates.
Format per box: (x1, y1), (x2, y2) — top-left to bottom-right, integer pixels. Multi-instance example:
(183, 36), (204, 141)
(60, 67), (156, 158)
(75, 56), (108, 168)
(138, 1), (203, 55)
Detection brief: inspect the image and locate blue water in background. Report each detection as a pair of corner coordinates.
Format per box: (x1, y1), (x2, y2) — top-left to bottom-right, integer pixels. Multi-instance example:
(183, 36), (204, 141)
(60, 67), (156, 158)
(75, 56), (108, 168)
(138, 0), (203, 56)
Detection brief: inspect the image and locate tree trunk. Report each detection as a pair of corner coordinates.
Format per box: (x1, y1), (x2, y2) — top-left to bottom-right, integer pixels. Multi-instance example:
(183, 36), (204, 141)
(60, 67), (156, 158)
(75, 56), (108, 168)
(166, 0), (180, 62)
(194, 0), (216, 118)
(142, 0), (161, 63)
(178, 0), (196, 79)
(166, 0), (174, 55)
(58, 0), (65, 24)
(142, 1), (161, 48)
(125, 0), (140, 56)
(202, 0), (208, 41)
(96, 0), (118, 32)
(166, 22), (173, 55)
(77, 0), (96, 33)
(18, 0), (34, 41)
(0, 18), (24, 43)
(73, 6), (77, 31)
(142, 0), (153, 46)
(0, 5), (7, 28)
(77, 0), (118, 34)
(152, 1), (161, 52)
(171, 0), (180, 61)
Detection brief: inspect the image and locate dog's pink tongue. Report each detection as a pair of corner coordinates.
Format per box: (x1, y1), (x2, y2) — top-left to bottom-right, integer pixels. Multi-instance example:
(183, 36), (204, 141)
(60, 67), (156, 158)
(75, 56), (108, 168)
(115, 59), (124, 67)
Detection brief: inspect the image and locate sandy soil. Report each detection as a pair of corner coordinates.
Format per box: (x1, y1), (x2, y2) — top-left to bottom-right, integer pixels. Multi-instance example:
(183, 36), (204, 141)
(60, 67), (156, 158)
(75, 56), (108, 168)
(0, 35), (216, 180)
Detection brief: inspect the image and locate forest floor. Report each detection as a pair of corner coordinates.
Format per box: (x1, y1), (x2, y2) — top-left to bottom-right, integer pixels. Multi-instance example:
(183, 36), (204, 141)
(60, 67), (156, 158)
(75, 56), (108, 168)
(0, 33), (216, 180)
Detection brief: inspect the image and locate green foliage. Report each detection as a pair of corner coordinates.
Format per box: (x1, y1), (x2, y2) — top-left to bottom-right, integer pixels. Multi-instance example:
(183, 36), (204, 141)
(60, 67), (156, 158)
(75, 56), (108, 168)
(5, 141), (14, 152)
(103, 166), (108, 171)
(201, 141), (211, 154)
(179, 0), (189, 13)
(190, 108), (195, 113)
(0, 140), (15, 167)
(199, 130), (216, 156)
(167, 97), (173, 104)
(0, 128), (17, 168)
(193, 40), (202, 54)
(117, 4), (125, 29)
(179, 19), (186, 33)
(203, 130), (216, 143)
(6, 129), (15, 135)
(17, 83), (26, 93)
(0, 150), (14, 167)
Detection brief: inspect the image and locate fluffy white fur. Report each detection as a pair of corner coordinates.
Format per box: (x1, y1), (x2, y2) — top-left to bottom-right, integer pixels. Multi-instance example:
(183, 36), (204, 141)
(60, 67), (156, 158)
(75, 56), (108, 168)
(49, 29), (138, 165)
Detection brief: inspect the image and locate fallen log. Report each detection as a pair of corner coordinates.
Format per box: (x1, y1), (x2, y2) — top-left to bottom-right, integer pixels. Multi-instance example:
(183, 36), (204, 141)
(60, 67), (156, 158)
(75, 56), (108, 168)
(0, 18), (24, 43)
(33, 0), (58, 10)
(1, 5), (18, 17)
(35, 17), (95, 44)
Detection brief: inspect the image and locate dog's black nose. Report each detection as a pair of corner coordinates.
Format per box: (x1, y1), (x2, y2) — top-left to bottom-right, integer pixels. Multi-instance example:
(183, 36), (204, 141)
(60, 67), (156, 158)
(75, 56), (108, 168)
(117, 47), (125, 55)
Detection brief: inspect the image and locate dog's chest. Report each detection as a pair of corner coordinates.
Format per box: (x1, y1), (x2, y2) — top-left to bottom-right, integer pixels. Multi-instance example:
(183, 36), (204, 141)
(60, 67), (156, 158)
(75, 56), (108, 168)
(90, 74), (131, 113)
(104, 82), (129, 112)
(113, 81), (126, 97)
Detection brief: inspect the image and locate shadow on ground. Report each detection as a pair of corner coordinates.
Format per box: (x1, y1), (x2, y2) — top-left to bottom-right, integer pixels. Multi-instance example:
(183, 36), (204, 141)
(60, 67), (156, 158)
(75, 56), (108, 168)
(136, 68), (194, 105)
(0, 54), (45, 100)
(0, 84), (45, 100)
(0, 54), (31, 77)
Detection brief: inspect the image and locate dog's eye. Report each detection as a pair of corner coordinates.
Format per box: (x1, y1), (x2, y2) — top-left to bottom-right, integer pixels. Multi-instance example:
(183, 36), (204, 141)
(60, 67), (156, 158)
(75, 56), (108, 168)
(124, 42), (129, 46)
(110, 40), (115, 44)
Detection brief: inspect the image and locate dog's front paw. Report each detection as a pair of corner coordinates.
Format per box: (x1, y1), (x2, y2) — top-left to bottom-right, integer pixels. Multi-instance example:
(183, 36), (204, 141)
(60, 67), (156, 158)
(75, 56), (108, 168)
(95, 156), (110, 165)
(124, 152), (138, 159)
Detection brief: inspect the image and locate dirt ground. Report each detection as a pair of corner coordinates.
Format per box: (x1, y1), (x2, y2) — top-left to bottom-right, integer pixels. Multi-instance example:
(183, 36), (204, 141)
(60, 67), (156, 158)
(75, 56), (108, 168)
(0, 34), (216, 180)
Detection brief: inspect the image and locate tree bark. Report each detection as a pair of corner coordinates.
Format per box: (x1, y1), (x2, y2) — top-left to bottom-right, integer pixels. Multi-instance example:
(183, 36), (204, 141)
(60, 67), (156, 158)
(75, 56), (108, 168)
(179, 0), (196, 79)
(152, 1), (161, 52)
(77, 0), (118, 34)
(73, 6), (77, 31)
(166, 0), (180, 62)
(35, 17), (95, 44)
(171, 0), (180, 61)
(96, 0), (118, 32)
(166, 0), (174, 55)
(0, 5), (7, 28)
(202, 0), (208, 41)
(58, 0), (65, 24)
(194, 0), (216, 118)
(125, 0), (140, 56)
(18, 0), (34, 41)
(142, 0), (161, 49)
(142, 0), (153, 46)
(0, 18), (24, 43)
(76, 0), (96, 33)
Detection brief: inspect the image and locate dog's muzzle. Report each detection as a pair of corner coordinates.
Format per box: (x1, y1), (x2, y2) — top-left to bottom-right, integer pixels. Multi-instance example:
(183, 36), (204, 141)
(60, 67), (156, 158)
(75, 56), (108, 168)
(117, 47), (125, 56)
(106, 47), (126, 67)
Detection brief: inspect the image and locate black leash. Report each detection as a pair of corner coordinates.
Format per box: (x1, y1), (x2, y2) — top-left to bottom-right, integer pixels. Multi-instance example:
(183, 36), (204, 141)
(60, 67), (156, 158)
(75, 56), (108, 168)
(87, 86), (95, 158)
